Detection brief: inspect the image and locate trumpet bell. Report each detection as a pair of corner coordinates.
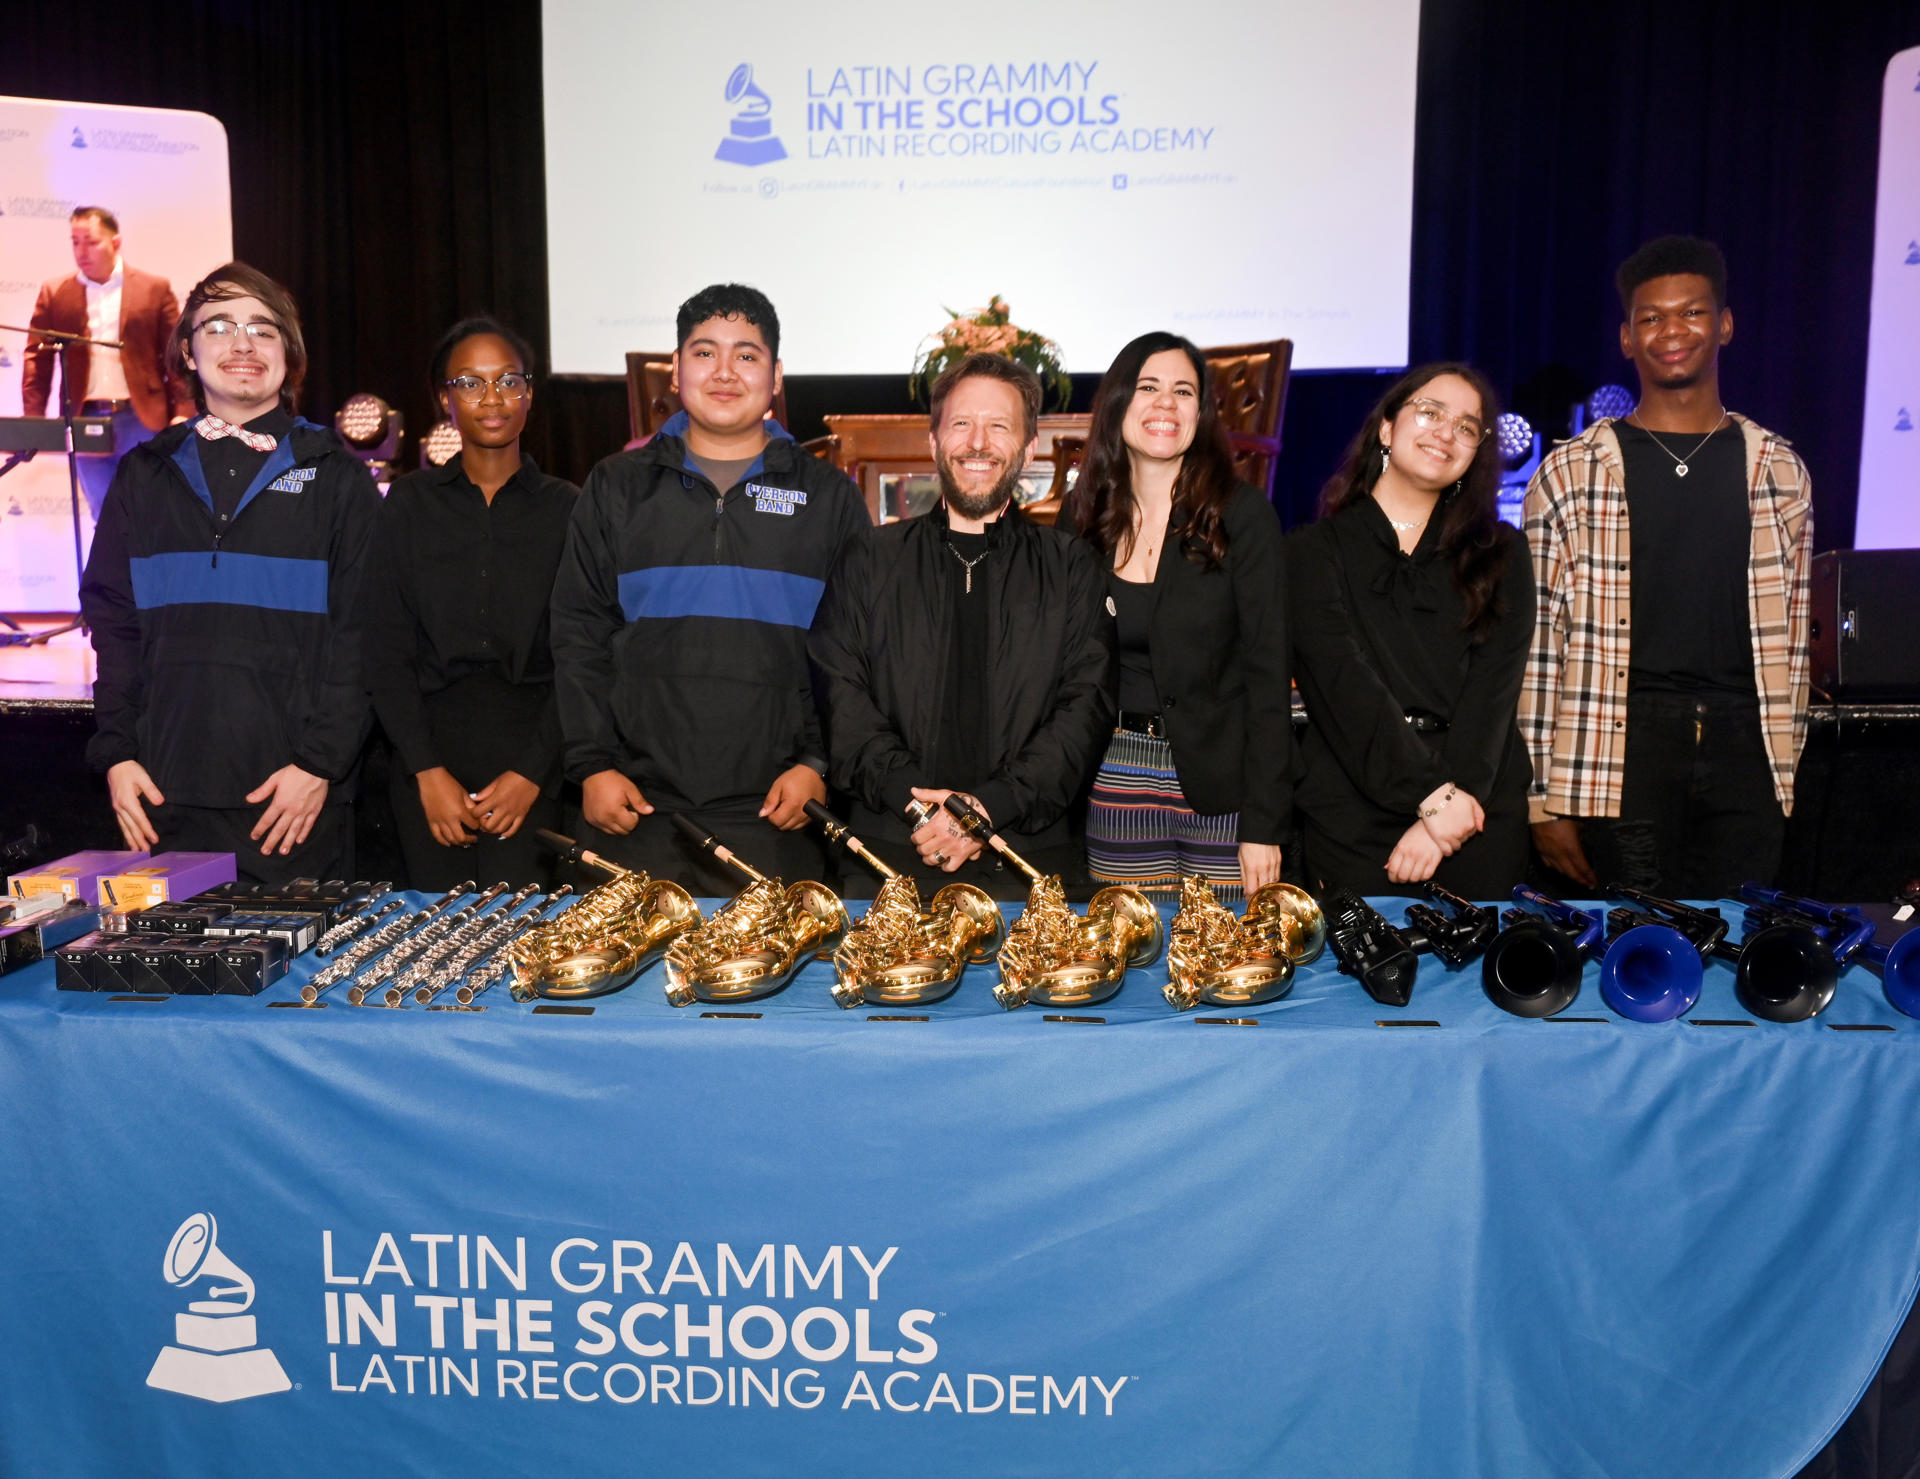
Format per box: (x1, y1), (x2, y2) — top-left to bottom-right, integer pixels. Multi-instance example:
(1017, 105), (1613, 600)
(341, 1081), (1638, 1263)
(1734, 922), (1837, 1022)
(1598, 923), (1702, 1022)
(1481, 917), (1584, 1018)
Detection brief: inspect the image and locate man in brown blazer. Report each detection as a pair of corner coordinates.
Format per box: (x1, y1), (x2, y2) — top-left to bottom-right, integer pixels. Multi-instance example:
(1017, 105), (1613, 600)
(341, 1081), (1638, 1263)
(22, 205), (194, 518)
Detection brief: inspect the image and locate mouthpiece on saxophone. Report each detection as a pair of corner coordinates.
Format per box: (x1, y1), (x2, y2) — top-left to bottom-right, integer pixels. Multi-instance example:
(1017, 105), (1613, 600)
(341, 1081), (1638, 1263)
(670, 812), (769, 883)
(805, 800), (900, 881)
(939, 794), (1045, 883)
(536, 829), (627, 878)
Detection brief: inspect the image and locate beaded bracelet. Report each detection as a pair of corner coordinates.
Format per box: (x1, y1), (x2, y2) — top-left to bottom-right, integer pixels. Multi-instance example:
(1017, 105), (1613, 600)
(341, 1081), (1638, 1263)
(1418, 784), (1457, 820)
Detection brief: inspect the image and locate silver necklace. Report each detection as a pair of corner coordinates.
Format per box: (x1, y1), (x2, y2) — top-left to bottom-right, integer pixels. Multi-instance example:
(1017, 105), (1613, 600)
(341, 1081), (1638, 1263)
(945, 540), (990, 594)
(1386, 516), (1425, 533)
(1629, 408), (1728, 478)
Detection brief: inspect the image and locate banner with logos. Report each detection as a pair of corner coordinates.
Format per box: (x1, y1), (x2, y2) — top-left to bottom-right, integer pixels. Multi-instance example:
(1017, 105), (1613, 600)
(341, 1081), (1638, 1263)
(1856, 47), (1920, 549)
(2, 929), (1919, 1477)
(0, 96), (231, 609)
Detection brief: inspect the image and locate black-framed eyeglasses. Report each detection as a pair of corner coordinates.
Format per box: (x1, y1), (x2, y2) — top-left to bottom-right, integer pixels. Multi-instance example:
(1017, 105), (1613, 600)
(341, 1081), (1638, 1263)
(445, 372), (533, 402)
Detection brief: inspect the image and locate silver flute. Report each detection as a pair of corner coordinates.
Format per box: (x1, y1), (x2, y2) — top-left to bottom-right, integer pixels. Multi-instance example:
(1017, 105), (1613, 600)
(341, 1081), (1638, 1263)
(348, 882), (510, 1005)
(301, 883), (473, 1003)
(414, 887), (564, 1005)
(458, 890), (582, 1006)
(314, 897), (402, 957)
(385, 883), (542, 1006)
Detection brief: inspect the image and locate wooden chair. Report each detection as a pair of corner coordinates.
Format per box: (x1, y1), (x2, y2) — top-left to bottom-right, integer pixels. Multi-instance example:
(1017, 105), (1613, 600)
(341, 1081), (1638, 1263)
(1026, 337), (1295, 521)
(623, 351), (791, 444)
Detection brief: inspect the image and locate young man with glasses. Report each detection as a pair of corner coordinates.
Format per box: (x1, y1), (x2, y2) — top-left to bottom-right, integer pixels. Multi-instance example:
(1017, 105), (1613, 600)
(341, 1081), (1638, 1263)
(78, 262), (380, 884)
(365, 317), (577, 888)
(549, 283), (870, 891)
(1521, 236), (1814, 898)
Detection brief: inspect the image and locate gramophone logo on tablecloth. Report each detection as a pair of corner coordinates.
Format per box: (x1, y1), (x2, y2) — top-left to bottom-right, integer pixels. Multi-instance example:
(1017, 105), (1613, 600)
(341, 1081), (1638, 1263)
(145, 1213), (292, 1403)
(714, 64), (788, 167)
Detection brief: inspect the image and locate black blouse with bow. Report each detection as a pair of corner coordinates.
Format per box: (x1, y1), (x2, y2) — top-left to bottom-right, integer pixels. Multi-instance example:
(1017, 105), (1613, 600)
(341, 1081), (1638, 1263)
(1287, 494), (1534, 896)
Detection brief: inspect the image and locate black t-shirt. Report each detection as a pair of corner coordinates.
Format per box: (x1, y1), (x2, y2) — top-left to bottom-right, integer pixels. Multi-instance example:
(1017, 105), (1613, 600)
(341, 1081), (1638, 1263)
(1110, 572), (1158, 713)
(200, 407), (295, 524)
(934, 529), (991, 794)
(1617, 420), (1755, 696)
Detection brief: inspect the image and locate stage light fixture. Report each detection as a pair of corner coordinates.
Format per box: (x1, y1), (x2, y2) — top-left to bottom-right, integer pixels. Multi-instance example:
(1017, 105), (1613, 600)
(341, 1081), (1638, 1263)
(421, 419), (463, 467)
(334, 393), (403, 488)
(1495, 412), (1533, 467)
(1570, 383), (1636, 435)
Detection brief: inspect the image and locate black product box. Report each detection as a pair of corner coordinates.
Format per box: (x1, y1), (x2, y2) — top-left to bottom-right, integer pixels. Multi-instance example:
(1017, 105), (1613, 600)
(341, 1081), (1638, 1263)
(204, 911), (321, 955)
(53, 932), (114, 991)
(2, 901), (106, 975)
(167, 938), (223, 994)
(91, 941), (160, 994)
(130, 942), (180, 994)
(192, 880), (370, 930)
(211, 935), (291, 995)
(127, 902), (235, 936)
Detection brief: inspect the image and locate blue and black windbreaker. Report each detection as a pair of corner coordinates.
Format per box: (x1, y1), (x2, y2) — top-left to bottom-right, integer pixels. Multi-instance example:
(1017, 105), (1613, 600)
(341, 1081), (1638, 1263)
(549, 414), (870, 811)
(79, 419), (380, 807)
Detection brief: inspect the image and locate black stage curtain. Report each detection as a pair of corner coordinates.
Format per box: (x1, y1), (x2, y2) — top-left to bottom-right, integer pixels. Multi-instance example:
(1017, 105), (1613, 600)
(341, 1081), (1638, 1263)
(7, 2), (1919, 538)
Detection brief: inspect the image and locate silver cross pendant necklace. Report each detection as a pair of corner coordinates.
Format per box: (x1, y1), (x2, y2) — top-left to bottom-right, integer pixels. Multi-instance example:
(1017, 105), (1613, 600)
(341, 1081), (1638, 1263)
(1629, 406), (1729, 478)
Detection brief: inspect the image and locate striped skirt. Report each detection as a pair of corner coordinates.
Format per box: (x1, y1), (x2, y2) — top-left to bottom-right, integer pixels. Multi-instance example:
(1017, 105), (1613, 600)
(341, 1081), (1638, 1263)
(1085, 729), (1243, 902)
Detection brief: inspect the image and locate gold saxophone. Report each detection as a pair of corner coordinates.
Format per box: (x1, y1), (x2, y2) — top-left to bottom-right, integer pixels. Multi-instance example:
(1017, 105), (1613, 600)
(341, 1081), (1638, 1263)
(1164, 876), (1328, 1011)
(661, 814), (850, 1007)
(924, 794), (1162, 1010)
(510, 831), (702, 1000)
(805, 800), (1005, 1008)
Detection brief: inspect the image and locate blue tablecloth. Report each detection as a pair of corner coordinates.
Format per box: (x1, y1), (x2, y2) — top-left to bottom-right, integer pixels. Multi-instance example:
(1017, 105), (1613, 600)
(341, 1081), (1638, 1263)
(2, 894), (1917, 1479)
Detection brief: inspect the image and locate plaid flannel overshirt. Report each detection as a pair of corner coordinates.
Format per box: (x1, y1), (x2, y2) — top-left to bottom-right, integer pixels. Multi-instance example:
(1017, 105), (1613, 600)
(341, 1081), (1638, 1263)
(1518, 415), (1813, 822)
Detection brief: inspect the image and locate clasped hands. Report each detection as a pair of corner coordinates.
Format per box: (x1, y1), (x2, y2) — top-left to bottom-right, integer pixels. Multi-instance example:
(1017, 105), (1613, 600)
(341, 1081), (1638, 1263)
(580, 764), (826, 837)
(1386, 781), (1486, 885)
(417, 766), (543, 847)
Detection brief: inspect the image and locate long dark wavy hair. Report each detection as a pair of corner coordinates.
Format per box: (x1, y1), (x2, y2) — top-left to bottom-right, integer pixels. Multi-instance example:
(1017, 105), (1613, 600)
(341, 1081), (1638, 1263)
(1319, 361), (1512, 640)
(1066, 332), (1238, 570)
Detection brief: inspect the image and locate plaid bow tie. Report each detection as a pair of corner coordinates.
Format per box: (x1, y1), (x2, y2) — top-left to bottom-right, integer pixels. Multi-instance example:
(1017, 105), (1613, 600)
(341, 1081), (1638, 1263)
(196, 415), (278, 452)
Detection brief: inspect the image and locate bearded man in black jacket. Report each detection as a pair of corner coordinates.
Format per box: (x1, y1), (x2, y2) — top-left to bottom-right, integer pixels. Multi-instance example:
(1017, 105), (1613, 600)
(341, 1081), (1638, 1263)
(808, 354), (1116, 898)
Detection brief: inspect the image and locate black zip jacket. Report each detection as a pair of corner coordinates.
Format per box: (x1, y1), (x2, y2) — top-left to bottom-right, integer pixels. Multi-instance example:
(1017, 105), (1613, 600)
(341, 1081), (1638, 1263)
(549, 416), (870, 810)
(808, 503), (1117, 838)
(79, 416), (381, 806)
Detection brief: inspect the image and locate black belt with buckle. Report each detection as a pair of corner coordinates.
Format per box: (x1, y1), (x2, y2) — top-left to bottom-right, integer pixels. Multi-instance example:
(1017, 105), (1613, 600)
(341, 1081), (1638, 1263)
(1116, 709), (1164, 738)
(1403, 708), (1450, 734)
(79, 398), (132, 414)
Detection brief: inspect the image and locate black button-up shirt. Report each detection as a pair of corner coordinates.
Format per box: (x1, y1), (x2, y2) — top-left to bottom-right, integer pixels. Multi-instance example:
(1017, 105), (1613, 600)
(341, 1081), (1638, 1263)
(366, 454), (578, 783)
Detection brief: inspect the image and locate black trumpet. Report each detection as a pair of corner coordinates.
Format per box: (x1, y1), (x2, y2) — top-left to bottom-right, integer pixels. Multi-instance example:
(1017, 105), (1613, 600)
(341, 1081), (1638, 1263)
(1732, 886), (1877, 1022)
(1401, 883), (1499, 968)
(1324, 890), (1419, 1006)
(1481, 886), (1606, 1018)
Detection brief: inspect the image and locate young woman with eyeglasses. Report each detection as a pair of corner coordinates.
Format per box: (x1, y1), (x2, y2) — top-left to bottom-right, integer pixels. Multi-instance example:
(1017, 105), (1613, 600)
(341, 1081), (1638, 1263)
(365, 316), (578, 888)
(1288, 362), (1534, 896)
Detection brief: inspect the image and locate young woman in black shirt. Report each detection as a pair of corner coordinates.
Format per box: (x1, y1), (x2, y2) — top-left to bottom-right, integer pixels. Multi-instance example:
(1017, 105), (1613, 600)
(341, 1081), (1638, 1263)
(366, 317), (578, 888)
(1288, 362), (1532, 897)
(1065, 331), (1290, 902)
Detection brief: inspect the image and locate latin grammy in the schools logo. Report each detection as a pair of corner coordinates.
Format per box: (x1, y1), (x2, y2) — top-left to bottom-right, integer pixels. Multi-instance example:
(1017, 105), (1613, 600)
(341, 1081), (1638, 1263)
(146, 1213), (291, 1403)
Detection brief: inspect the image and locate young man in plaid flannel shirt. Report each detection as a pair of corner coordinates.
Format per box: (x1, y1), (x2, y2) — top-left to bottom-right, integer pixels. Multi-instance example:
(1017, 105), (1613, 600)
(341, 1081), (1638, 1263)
(1520, 237), (1813, 898)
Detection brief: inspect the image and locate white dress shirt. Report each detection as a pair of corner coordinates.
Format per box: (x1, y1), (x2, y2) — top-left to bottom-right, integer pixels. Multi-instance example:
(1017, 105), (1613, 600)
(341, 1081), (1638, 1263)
(82, 257), (130, 403)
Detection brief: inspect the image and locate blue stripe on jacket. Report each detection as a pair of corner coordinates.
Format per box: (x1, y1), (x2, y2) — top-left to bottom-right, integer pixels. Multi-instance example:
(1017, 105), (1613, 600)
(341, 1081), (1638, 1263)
(616, 564), (825, 629)
(129, 551), (331, 614)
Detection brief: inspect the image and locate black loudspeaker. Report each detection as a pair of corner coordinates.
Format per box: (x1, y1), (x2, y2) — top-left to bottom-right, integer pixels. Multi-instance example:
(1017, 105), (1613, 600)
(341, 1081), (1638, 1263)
(1810, 550), (1920, 699)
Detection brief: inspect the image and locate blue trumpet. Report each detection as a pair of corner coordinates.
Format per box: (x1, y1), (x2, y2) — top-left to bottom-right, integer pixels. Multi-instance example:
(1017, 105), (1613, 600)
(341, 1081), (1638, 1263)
(1480, 885), (1604, 1017)
(1599, 887), (1729, 1023)
(1741, 886), (1919, 1018)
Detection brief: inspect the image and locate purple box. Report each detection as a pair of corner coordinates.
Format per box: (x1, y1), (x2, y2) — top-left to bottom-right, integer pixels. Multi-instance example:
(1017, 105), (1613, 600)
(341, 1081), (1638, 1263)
(8, 849), (150, 906)
(96, 852), (237, 910)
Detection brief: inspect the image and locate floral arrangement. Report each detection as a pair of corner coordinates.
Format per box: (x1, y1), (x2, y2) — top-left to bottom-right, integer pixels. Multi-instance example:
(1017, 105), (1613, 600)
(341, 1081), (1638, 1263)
(908, 295), (1072, 411)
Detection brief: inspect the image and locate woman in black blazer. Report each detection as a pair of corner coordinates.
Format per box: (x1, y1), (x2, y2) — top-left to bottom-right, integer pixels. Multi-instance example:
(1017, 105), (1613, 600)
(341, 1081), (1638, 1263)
(1065, 331), (1290, 901)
